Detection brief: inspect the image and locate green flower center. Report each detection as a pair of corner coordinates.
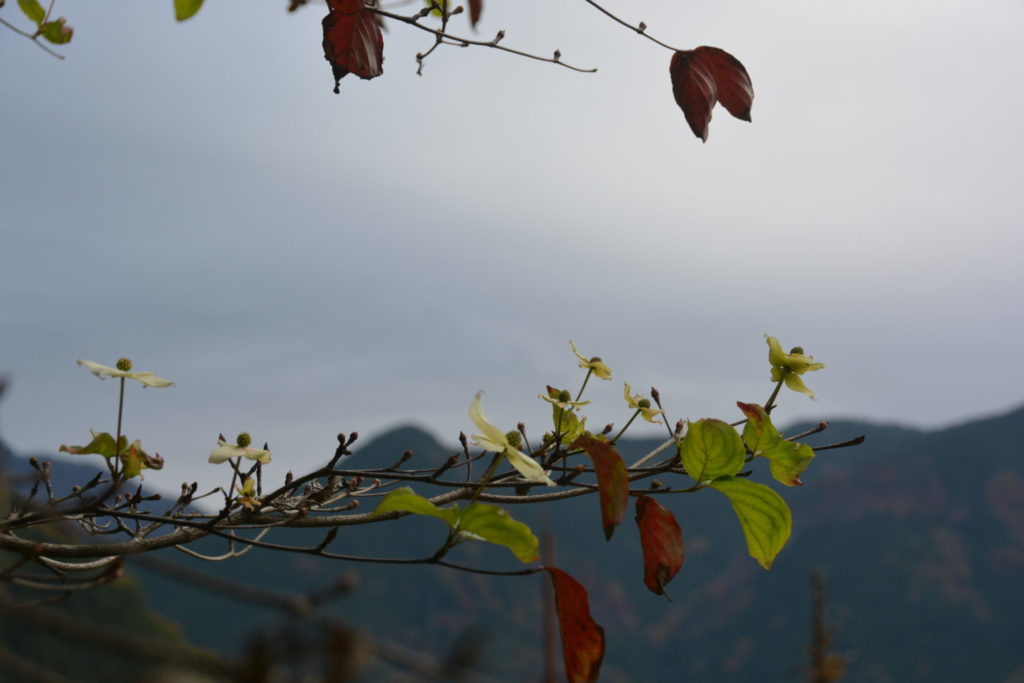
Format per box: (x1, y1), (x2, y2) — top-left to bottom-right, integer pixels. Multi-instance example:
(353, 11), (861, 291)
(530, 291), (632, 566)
(236, 432), (252, 448)
(638, 399), (651, 409)
(505, 431), (523, 448)
(557, 389), (572, 402)
(116, 357), (133, 371)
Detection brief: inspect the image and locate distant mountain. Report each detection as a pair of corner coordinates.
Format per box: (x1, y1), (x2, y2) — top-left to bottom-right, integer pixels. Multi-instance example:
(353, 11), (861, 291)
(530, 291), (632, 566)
(5, 406), (1024, 681)
(0, 443), (197, 683)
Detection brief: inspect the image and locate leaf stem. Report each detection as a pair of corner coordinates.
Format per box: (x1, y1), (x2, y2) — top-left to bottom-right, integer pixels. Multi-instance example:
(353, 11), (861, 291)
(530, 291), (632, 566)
(579, 0), (682, 52)
(610, 410), (641, 444)
(764, 377), (786, 414)
(575, 368), (593, 402)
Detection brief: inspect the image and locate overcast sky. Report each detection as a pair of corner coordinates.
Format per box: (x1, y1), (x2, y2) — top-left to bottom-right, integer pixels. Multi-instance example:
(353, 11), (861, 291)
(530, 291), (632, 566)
(2, 0), (1022, 488)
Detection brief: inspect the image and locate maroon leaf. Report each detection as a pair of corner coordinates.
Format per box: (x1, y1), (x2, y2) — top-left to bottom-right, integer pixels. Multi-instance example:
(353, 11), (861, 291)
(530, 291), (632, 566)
(635, 494), (684, 597)
(669, 46), (753, 142)
(571, 435), (629, 540)
(694, 46), (753, 122)
(323, 0), (384, 94)
(468, 0), (482, 28)
(544, 567), (605, 683)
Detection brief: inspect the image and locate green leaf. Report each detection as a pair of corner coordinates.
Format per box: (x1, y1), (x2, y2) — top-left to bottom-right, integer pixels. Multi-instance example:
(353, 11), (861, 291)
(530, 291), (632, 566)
(18, 0), (45, 25)
(425, 0), (448, 17)
(39, 18), (72, 44)
(174, 0), (204, 21)
(372, 487), (459, 527)
(710, 476), (792, 569)
(121, 440), (145, 478)
(737, 401), (781, 453)
(761, 441), (815, 487)
(553, 404), (586, 446)
(458, 503), (539, 563)
(678, 418), (745, 482)
(59, 431), (125, 459)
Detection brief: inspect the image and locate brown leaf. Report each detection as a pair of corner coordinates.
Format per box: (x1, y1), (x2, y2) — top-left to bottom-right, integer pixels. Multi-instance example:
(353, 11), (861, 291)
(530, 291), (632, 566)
(323, 0), (384, 94)
(544, 567), (605, 683)
(669, 46), (753, 141)
(571, 435), (629, 540)
(635, 494), (684, 597)
(468, 0), (482, 28)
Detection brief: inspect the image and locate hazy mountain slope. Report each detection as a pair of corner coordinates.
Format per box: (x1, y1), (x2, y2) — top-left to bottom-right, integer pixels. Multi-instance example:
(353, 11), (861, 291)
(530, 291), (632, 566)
(6, 406), (1024, 681)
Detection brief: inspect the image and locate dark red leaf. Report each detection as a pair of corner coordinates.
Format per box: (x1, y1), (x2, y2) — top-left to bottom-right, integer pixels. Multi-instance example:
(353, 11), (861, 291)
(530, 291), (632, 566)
(669, 49), (716, 142)
(635, 494), (684, 597)
(468, 0), (482, 28)
(544, 567), (605, 683)
(571, 435), (629, 540)
(669, 46), (753, 141)
(693, 46), (753, 122)
(323, 0), (384, 94)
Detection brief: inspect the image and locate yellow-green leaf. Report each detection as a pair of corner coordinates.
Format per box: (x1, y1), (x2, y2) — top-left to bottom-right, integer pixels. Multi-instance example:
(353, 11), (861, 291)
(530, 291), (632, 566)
(762, 442), (815, 487)
(372, 487), (459, 527)
(174, 0), (204, 21)
(737, 402), (781, 454)
(59, 431), (125, 459)
(710, 476), (792, 569)
(458, 503), (539, 563)
(678, 419), (745, 483)
(39, 18), (72, 44)
(18, 0), (45, 25)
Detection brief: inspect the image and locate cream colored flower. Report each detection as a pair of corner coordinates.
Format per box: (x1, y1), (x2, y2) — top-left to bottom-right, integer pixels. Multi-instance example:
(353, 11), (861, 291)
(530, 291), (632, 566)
(469, 392), (555, 487)
(209, 433), (272, 464)
(77, 359), (174, 388)
(539, 386), (590, 411)
(569, 341), (612, 380)
(623, 383), (664, 423)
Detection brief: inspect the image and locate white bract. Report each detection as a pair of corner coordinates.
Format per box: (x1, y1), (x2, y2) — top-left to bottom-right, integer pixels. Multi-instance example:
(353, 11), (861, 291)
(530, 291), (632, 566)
(469, 392), (555, 487)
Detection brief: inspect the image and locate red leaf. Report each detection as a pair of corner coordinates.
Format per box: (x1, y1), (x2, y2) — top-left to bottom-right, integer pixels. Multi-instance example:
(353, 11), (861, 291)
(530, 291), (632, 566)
(635, 494), (684, 597)
(544, 567), (605, 683)
(571, 435), (629, 540)
(669, 46), (753, 142)
(669, 49), (716, 142)
(323, 0), (384, 94)
(693, 46), (753, 122)
(468, 0), (482, 28)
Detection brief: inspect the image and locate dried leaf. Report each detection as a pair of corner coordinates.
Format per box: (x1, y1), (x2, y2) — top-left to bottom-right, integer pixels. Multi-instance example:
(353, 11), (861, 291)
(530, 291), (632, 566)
(571, 435), (629, 540)
(323, 0), (384, 93)
(545, 567), (605, 682)
(635, 495), (684, 597)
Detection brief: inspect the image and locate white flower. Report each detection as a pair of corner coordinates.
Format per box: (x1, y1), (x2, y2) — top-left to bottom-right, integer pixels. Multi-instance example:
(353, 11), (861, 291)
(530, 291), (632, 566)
(209, 434), (272, 465)
(469, 392), (555, 487)
(77, 359), (174, 388)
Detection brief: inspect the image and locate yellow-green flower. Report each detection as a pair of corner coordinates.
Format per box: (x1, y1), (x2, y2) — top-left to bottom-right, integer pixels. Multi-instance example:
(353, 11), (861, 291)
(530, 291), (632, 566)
(539, 385), (591, 411)
(569, 341), (612, 380)
(76, 359), (174, 388)
(469, 392), (555, 487)
(623, 383), (664, 423)
(236, 477), (260, 510)
(766, 335), (825, 399)
(209, 433), (272, 465)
